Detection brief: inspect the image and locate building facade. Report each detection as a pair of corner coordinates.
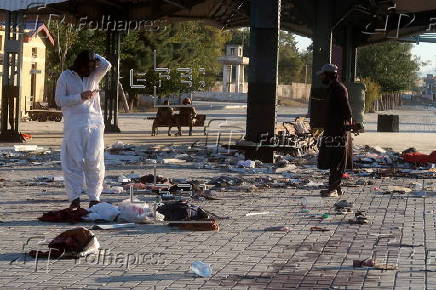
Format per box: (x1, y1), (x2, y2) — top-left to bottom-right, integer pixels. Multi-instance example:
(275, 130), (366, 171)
(423, 74), (436, 101)
(0, 24), (53, 117)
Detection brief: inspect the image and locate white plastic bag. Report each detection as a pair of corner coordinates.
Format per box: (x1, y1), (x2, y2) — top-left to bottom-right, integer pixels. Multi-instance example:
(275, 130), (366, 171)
(118, 199), (154, 223)
(83, 202), (120, 221)
(237, 160), (255, 168)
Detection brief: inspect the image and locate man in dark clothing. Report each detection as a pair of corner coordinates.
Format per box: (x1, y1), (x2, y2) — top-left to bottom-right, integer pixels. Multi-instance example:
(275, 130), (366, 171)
(152, 100), (176, 136)
(176, 98), (197, 136)
(317, 64), (353, 197)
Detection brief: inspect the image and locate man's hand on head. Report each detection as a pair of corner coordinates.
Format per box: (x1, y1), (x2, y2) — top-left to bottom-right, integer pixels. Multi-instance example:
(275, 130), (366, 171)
(81, 90), (95, 101)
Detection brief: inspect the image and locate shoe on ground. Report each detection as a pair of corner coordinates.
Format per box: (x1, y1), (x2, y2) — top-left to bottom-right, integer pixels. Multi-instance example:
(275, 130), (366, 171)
(89, 200), (101, 208)
(334, 200), (353, 209)
(320, 189), (339, 197)
(69, 198), (80, 209)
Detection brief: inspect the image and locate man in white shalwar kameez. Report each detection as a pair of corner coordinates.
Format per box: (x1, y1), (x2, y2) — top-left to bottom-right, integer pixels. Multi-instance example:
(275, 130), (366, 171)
(55, 50), (111, 208)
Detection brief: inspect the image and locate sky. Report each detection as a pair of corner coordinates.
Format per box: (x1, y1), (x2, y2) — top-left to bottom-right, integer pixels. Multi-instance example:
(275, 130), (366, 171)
(295, 35), (435, 77)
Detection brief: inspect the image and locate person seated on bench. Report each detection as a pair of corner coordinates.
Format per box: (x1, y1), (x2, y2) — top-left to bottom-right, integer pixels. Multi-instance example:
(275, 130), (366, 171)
(176, 98), (197, 135)
(152, 100), (176, 136)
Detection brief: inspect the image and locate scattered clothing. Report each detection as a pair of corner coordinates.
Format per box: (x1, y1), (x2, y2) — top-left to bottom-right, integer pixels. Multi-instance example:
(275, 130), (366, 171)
(402, 151), (436, 164)
(38, 208), (89, 223)
(29, 227), (99, 259)
(157, 201), (209, 221)
(169, 220), (219, 231)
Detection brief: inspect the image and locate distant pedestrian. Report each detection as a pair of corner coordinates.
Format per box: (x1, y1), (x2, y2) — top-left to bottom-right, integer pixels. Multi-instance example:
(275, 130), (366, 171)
(317, 64), (353, 197)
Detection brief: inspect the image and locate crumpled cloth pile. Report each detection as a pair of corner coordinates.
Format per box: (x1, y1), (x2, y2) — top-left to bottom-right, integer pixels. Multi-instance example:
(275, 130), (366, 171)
(38, 208), (89, 223)
(402, 151), (436, 164)
(29, 227), (100, 259)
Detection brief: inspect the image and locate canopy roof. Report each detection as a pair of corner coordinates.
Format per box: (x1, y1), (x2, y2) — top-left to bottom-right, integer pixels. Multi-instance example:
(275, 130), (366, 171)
(3, 0), (436, 47)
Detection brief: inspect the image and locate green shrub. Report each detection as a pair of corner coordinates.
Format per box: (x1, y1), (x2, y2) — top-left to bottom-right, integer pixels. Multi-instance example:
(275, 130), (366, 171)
(361, 77), (381, 113)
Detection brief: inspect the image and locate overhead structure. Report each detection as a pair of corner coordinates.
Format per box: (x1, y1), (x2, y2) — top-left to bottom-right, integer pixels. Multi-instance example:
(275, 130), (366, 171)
(2, 0), (436, 160)
(400, 33), (436, 44)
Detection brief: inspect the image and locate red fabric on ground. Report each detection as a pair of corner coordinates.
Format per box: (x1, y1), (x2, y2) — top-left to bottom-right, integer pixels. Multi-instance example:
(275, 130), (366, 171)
(38, 208), (88, 223)
(402, 151), (436, 164)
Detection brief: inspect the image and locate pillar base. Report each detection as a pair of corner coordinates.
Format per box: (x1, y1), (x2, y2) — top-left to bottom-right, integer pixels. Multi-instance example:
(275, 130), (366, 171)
(0, 130), (26, 143)
(244, 147), (275, 163)
(104, 125), (121, 134)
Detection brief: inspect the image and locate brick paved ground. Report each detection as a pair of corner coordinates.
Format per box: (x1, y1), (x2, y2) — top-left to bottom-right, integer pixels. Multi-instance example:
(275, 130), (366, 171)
(0, 163), (435, 289)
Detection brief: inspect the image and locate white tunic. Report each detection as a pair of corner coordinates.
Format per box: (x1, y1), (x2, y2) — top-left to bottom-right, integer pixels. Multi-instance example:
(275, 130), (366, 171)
(55, 54), (112, 130)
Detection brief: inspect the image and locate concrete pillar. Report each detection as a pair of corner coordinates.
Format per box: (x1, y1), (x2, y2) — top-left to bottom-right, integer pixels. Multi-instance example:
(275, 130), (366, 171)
(222, 65), (228, 92)
(0, 12), (24, 142)
(309, 0), (333, 129)
(240, 65), (245, 92)
(245, 0), (281, 162)
(235, 65), (241, 93)
(342, 26), (357, 83)
(104, 30), (121, 133)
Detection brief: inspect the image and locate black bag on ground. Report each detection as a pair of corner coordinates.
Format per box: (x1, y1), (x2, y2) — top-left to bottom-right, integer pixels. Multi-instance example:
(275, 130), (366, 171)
(157, 201), (209, 221)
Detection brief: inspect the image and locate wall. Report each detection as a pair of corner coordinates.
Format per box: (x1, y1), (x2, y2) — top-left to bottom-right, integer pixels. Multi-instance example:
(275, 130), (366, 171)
(21, 34), (47, 114)
(277, 83), (311, 101)
(199, 82), (311, 103)
(0, 29), (47, 117)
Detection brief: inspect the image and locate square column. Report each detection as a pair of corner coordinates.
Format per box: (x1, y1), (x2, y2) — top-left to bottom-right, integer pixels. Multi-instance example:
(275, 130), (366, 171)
(235, 65), (241, 93)
(0, 12), (25, 142)
(104, 30), (121, 133)
(245, 0), (281, 162)
(309, 0), (333, 129)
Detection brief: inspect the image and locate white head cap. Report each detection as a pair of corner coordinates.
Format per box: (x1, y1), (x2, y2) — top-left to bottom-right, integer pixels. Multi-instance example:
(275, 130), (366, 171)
(316, 63), (338, 75)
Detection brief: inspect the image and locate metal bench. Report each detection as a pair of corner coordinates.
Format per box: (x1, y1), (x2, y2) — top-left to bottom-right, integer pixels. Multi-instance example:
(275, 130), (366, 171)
(147, 114), (207, 136)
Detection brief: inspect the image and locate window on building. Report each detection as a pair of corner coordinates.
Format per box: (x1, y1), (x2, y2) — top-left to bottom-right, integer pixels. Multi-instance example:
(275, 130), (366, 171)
(239, 48), (242, 56)
(230, 48), (235, 55)
(32, 47), (37, 58)
(31, 63), (37, 98)
(0, 35), (3, 51)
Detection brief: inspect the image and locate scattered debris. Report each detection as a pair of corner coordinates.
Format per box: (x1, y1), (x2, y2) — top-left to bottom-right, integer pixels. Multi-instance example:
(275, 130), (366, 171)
(237, 160), (256, 168)
(245, 211), (270, 217)
(310, 227), (330, 232)
(373, 264), (398, 271)
(38, 208), (89, 223)
(118, 199), (159, 223)
(353, 259), (375, 268)
(169, 220), (219, 231)
(83, 202), (120, 222)
(91, 223), (136, 230)
(348, 211), (368, 225)
(157, 201), (209, 221)
(191, 261), (213, 278)
(334, 200), (353, 214)
(29, 227), (99, 259)
(264, 226), (290, 232)
(321, 213), (331, 219)
(385, 186), (413, 194)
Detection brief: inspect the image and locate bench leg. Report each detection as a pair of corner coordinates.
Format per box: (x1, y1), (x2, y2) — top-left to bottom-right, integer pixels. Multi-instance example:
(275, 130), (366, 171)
(189, 126), (193, 136)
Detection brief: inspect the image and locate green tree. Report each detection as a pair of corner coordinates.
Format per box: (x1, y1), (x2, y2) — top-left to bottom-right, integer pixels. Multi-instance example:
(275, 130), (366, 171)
(45, 21), (230, 107)
(361, 77), (382, 113)
(227, 29), (310, 84)
(120, 22), (230, 103)
(357, 41), (421, 92)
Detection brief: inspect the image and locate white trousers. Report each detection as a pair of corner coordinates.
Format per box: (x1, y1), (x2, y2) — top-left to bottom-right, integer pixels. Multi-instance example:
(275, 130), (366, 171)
(61, 125), (105, 202)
